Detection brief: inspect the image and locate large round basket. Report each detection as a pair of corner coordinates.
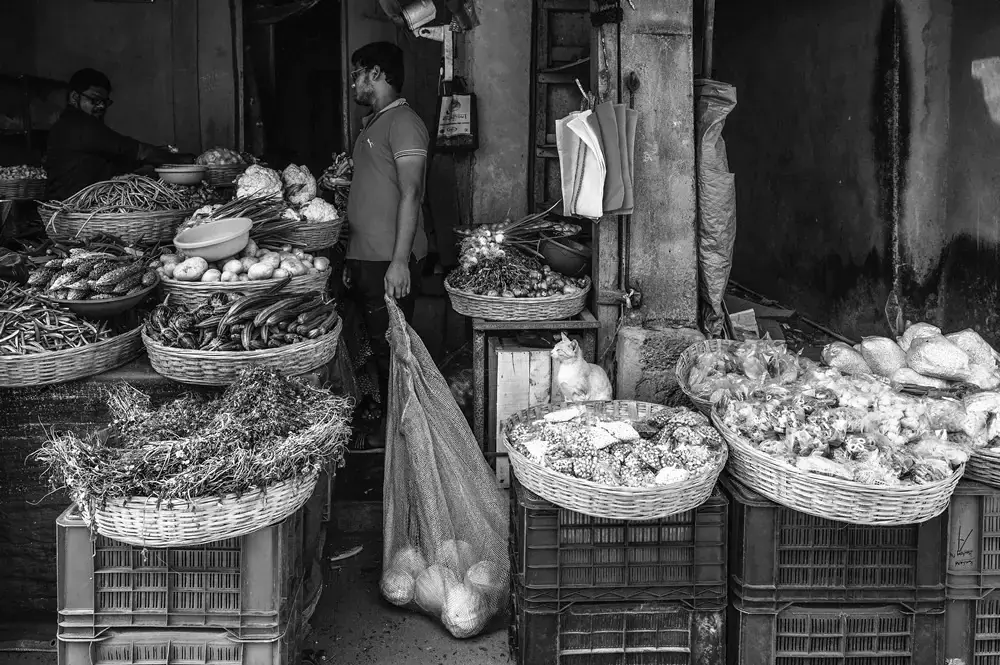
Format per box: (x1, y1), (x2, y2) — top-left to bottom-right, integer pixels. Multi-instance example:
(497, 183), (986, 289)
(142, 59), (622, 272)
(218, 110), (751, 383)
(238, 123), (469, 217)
(142, 318), (341, 386)
(445, 277), (590, 322)
(80, 471), (319, 547)
(964, 449), (1000, 489)
(204, 164), (248, 188)
(159, 268), (331, 307)
(0, 179), (46, 200)
(0, 326), (143, 388)
(42, 208), (195, 244)
(502, 400), (727, 520)
(285, 218), (344, 252)
(676, 339), (741, 416)
(712, 409), (963, 525)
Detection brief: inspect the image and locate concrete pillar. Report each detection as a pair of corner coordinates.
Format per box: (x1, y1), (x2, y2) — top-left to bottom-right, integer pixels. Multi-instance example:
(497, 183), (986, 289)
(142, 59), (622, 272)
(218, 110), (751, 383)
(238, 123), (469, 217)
(613, 1), (705, 400)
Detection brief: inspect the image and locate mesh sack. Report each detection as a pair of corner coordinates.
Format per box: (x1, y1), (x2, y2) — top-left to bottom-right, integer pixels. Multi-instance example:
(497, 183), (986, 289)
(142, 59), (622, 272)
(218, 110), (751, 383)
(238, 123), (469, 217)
(859, 336), (907, 378)
(906, 335), (972, 382)
(946, 329), (997, 368)
(821, 341), (871, 375)
(899, 322), (941, 352)
(380, 296), (508, 638)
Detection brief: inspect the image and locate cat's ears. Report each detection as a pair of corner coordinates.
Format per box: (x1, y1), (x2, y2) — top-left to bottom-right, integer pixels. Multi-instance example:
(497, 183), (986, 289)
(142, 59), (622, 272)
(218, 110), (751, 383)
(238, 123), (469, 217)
(560, 332), (570, 342)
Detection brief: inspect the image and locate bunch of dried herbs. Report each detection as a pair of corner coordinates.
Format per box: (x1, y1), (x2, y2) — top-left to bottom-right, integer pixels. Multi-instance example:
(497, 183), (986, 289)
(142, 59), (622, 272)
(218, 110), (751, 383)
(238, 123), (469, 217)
(34, 366), (353, 512)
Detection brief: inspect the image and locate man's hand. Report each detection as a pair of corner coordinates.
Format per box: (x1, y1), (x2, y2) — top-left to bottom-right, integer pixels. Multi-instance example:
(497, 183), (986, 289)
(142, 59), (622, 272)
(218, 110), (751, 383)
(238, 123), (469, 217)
(384, 260), (410, 298)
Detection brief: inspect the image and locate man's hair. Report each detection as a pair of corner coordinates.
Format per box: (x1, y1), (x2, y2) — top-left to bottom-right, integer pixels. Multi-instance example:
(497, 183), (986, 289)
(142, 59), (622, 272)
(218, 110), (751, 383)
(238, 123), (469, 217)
(351, 42), (405, 92)
(68, 68), (112, 94)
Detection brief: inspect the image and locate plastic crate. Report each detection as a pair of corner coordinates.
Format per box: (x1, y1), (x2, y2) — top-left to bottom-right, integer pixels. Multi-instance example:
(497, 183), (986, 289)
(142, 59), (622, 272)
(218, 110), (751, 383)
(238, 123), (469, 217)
(729, 597), (945, 665)
(721, 474), (947, 604)
(947, 480), (1000, 598)
(510, 474), (727, 603)
(945, 588), (1000, 664)
(57, 505), (303, 639)
(509, 576), (725, 665)
(57, 621), (302, 665)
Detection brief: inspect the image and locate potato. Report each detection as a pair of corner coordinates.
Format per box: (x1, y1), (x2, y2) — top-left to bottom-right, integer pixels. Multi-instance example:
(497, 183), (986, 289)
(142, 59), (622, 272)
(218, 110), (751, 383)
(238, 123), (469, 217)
(240, 256), (258, 272)
(280, 244), (293, 253)
(247, 263), (275, 280)
(201, 269), (222, 282)
(160, 263), (176, 278)
(279, 251), (296, 261)
(255, 248), (270, 258)
(272, 268), (290, 280)
(160, 253), (180, 264)
(292, 248), (305, 259)
(280, 258), (308, 276)
(303, 254), (314, 262)
(173, 257), (209, 281)
(238, 274), (250, 282)
(220, 270), (238, 282)
(223, 259), (244, 275)
(261, 254), (282, 268)
(241, 239), (259, 258)
(313, 256), (330, 271)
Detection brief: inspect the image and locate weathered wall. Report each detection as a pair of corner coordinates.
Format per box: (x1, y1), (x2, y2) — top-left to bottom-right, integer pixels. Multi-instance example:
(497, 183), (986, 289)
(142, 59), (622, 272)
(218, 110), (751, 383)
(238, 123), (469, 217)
(0, 0), (237, 153)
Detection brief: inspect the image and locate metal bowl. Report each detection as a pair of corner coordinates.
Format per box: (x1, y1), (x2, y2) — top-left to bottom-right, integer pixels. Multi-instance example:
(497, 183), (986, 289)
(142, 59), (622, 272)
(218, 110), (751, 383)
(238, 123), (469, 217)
(156, 166), (207, 185)
(46, 275), (160, 319)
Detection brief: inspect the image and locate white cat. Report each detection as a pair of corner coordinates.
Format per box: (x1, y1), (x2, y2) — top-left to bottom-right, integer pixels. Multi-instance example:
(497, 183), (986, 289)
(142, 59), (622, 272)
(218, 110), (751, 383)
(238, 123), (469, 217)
(551, 332), (613, 402)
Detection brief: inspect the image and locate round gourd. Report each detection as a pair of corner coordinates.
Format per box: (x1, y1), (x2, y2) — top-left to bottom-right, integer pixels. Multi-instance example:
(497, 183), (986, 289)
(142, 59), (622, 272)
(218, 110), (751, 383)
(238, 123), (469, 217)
(380, 568), (416, 607)
(414, 564), (460, 615)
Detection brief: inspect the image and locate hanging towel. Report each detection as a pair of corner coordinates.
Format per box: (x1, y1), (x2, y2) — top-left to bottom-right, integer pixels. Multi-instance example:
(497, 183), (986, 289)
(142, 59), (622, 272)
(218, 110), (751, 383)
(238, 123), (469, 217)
(557, 110), (606, 219)
(610, 107), (638, 215)
(595, 102), (624, 212)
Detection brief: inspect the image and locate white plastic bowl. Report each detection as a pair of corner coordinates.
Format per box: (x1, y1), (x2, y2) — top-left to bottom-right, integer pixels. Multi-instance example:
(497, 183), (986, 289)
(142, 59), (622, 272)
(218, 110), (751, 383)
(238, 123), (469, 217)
(173, 217), (252, 261)
(156, 165), (207, 185)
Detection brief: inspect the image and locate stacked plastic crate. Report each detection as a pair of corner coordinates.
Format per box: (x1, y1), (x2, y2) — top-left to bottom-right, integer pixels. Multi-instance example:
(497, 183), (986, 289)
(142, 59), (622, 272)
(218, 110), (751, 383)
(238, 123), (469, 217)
(508, 474), (728, 665)
(944, 480), (1000, 663)
(722, 475), (948, 665)
(56, 506), (305, 665)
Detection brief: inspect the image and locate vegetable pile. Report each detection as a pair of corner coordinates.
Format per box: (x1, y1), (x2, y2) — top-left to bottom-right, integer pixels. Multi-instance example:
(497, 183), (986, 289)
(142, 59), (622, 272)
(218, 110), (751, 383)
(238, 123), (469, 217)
(144, 288), (338, 351)
(155, 239), (330, 283)
(26, 248), (156, 301)
(319, 153), (352, 213)
(0, 282), (113, 355)
(686, 338), (801, 404)
(0, 165), (46, 180)
(178, 196), (299, 244)
(195, 147), (246, 166)
(39, 175), (194, 214)
(33, 366), (353, 513)
(506, 405), (725, 486)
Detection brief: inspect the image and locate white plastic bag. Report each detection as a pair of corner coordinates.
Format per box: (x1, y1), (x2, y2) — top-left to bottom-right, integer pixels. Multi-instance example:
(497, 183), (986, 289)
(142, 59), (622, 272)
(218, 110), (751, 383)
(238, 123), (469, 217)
(380, 297), (509, 638)
(906, 335), (972, 382)
(899, 322), (941, 352)
(859, 336), (906, 378)
(946, 329), (997, 368)
(821, 342), (871, 375)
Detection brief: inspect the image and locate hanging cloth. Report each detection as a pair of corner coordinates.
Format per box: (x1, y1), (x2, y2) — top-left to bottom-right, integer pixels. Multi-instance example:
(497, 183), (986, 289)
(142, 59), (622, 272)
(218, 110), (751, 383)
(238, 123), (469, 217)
(556, 110), (606, 219)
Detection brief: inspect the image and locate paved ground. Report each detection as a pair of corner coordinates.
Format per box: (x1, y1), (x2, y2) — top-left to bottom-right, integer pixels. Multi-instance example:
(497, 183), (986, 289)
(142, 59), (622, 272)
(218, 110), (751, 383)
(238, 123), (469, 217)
(0, 531), (512, 665)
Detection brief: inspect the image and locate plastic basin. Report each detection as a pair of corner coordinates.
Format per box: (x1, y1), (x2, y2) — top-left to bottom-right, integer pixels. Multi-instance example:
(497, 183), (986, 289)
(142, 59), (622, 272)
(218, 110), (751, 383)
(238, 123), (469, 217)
(173, 217), (252, 261)
(540, 234), (592, 277)
(47, 275), (159, 319)
(156, 166), (206, 185)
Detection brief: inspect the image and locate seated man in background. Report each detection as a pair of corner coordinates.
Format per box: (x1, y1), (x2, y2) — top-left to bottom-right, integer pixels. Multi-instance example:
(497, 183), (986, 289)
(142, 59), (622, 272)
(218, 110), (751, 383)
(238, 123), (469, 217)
(45, 68), (194, 200)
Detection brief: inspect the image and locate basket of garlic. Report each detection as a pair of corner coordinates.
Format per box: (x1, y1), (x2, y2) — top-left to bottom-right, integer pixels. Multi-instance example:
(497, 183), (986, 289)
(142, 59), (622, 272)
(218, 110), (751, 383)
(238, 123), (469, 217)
(501, 401), (727, 520)
(154, 239), (331, 307)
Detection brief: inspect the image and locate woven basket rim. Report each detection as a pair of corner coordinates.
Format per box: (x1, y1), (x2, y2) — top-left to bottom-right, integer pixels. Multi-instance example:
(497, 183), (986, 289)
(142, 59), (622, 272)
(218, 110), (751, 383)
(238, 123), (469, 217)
(0, 177), (46, 184)
(141, 319), (341, 359)
(712, 407), (963, 523)
(445, 275), (591, 304)
(159, 267), (332, 291)
(0, 325), (142, 365)
(41, 207), (197, 220)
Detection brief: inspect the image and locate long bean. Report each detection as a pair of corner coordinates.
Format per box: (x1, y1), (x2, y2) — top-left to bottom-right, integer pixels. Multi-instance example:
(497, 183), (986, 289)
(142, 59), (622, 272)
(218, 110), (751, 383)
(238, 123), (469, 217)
(39, 175), (191, 214)
(0, 283), (111, 355)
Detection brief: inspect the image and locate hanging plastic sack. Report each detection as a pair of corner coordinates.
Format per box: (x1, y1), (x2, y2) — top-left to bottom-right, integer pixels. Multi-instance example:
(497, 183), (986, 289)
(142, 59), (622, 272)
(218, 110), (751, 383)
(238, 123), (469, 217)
(380, 296), (509, 638)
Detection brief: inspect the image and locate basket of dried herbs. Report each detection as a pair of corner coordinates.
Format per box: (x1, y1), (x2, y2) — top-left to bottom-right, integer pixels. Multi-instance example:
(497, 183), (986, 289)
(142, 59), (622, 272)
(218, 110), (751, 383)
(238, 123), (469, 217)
(33, 366), (353, 547)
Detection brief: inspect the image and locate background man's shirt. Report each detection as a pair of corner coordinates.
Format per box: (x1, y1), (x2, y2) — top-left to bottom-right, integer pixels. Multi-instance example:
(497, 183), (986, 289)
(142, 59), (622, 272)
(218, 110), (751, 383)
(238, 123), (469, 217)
(45, 106), (140, 200)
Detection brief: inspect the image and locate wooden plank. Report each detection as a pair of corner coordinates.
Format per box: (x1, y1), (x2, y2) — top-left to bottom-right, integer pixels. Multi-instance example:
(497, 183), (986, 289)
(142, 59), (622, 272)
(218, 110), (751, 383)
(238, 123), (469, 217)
(541, 0), (589, 10)
(472, 309), (600, 332)
(530, 3), (550, 210)
(171, 1), (201, 150)
(493, 342), (553, 488)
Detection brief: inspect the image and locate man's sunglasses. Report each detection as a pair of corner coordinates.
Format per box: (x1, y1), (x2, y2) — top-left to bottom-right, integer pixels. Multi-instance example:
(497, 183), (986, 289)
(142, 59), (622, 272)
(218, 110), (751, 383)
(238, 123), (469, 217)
(80, 92), (113, 108)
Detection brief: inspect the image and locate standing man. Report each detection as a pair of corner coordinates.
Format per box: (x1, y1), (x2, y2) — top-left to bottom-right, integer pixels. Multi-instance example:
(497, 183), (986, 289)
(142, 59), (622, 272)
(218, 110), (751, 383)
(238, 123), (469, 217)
(45, 68), (193, 201)
(345, 41), (429, 427)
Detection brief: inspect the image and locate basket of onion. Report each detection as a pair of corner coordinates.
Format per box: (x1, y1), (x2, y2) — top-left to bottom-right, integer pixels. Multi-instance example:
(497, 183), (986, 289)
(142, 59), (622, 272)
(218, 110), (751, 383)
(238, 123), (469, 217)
(155, 239), (332, 307)
(444, 224), (590, 321)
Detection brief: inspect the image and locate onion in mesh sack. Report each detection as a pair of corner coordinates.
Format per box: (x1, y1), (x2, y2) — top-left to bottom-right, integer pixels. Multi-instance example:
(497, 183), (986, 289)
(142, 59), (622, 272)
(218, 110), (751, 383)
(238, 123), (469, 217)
(435, 539), (477, 577)
(414, 564), (460, 615)
(391, 546), (428, 579)
(442, 583), (490, 638)
(380, 568), (416, 607)
(465, 560), (507, 612)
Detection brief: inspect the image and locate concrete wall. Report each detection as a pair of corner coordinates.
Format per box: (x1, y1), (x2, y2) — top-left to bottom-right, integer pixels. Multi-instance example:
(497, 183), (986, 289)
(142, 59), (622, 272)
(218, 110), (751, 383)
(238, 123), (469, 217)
(0, 0), (237, 154)
(714, 0), (1000, 342)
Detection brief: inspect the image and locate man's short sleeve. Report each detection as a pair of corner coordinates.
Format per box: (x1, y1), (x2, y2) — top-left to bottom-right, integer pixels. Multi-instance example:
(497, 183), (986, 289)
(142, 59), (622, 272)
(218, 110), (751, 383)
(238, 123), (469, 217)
(83, 122), (142, 160)
(388, 111), (429, 160)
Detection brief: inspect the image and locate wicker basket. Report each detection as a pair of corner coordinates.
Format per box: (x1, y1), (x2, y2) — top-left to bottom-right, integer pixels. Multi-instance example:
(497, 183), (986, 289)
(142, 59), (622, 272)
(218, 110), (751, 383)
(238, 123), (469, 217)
(0, 326), (143, 388)
(712, 409), (963, 525)
(158, 268), (331, 307)
(501, 400), (727, 520)
(80, 472), (319, 547)
(964, 449), (1000, 489)
(142, 318), (341, 386)
(204, 163), (248, 188)
(445, 277), (590, 321)
(285, 218), (344, 252)
(0, 178), (46, 200)
(676, 339), (743, 415)
(42, 207), (195, 244)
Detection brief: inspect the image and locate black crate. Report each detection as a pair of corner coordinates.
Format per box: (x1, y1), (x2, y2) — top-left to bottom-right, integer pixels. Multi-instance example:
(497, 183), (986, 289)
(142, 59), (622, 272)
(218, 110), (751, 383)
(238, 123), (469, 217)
(944, 588), (1000, 663)
(947, 480), (1000, 598)
(510, 475), (727, 603)
(722, 474), (947, 605)
(729, 596), (945, 665)
(510, 576), (725, 665)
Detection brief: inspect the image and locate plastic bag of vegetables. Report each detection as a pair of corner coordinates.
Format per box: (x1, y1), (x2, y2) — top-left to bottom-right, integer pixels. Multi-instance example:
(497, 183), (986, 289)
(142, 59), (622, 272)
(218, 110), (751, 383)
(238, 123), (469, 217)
(380, 297), (508, 638)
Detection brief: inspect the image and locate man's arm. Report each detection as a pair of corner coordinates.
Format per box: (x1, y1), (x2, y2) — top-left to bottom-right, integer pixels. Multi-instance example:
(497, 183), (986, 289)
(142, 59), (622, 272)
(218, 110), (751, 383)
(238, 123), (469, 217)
(385, 154), (426, 298)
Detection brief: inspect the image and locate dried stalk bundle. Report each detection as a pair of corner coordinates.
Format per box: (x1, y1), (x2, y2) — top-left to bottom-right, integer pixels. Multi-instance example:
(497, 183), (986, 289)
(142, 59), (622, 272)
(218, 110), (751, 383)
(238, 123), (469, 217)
(33, 366), (353, 512)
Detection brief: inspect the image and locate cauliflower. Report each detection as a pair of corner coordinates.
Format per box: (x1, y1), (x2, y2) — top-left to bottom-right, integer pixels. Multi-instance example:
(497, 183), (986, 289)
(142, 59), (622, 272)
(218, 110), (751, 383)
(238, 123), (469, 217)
(282, 207), (302, 221)
(282, 164), (317, 206)
(300, 197), (339, 223)
(192, 203), (222, 219)
(236, 164), (282, 199)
